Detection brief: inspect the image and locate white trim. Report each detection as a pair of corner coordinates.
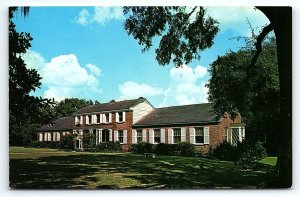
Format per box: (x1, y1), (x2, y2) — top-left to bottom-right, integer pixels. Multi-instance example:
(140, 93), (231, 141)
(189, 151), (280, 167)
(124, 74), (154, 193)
(99, 129), (102, 144)
(181, 127), (186, 142)
(123, 130), (127, 144)
(85, 115), (89, 125)
(168, 128), (173, 144)
(160, 129), (165, 143)
(109, 129), (113, 141)
(204, 127), (209, 144)
(80, 116), (83, 125)
(122, 111), (126, 122)
(189, 127), (195, 144)
(116, 112), (119, 123)
(114, 130), (118, 142)
(100, 114), (103, 124)
(149, 129), (154, 144)
(142, 129), (147, 142)
(39, 133), (43, 141)
(132, 129), (137, 144)
(108, 113), (112, 123)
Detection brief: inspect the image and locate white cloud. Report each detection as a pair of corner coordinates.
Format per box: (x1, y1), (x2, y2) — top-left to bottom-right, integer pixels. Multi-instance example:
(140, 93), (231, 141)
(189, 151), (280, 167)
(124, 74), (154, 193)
(86, 63), (101, 76)
(159, 64), (208, 107)
(75, 8), (91, 26)
(206, 7), (270, 36)
(118, 81), (163, 100)
(41, 54), (101, 101)
(75, 7), (124, 26)
(21, 51), (102, 102)
(93, 7), (124, 25)
(20, 50), (47, 72)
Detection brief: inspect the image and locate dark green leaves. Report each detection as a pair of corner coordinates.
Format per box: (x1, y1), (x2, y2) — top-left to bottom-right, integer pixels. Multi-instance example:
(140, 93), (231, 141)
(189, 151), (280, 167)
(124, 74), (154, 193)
(124, 6), (219, 66)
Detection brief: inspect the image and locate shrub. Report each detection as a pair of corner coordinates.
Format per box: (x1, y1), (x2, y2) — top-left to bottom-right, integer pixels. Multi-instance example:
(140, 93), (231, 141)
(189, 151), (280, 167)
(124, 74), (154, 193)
(212, 141), (238, 161)
(94, 142), (122, 152)
(176, 142), (195, 157)
(82, 133), (96, 150)
(59, 134), (76, 150)
(130, 142), (154, 154)
(236, 141), (267, 169)
(30, 141), (60, 149)
(155, 143), (169, 155)
(131, 142), (195, 157)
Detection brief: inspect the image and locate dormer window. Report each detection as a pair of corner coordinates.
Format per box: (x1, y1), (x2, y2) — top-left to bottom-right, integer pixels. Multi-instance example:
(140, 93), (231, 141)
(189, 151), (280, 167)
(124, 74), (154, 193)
(118, 112), (123, 122)
(105, 113), (109, 123)
(75, 116), (82, 125)
(86, 115), (92, 125)
(96, 114), (101, 124)
(116, 111), (126, 123)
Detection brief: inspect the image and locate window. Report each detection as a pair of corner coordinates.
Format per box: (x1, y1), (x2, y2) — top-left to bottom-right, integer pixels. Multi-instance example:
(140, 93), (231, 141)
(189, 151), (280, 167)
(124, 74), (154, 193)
(96, 114), (101, 124)
(224, 127), (228, 142)
(118, 130), (124, 143)
(232, 128), (240, 146)
(86, 115), (92, 125)
(75, 116), (81, 125)
(173, 128), (181, 143)
(154, 129), (161, 143)
(195, 127), (204, 144)
(104, 113), (109, 123)
(118, 112), (123, 122)
(137, 130), (142, 143)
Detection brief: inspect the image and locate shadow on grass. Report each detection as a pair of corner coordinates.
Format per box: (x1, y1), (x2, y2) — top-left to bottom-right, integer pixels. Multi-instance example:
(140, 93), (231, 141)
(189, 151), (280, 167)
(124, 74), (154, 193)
(9, 153), (275, 189)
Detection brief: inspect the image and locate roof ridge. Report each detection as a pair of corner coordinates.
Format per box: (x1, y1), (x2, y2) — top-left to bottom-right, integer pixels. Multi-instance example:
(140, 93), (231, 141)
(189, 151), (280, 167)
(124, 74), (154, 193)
(156, 102), (212, 110)
(94, 97), (145, 106)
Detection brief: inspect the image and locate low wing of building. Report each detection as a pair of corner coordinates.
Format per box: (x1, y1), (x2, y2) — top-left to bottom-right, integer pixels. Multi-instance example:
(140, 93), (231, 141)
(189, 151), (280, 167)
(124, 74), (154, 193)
(36, 97), (245, 153)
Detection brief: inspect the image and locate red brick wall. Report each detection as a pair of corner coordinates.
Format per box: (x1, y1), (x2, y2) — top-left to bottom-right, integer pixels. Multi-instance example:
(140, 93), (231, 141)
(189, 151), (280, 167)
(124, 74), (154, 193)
(72, 111), (242, 153)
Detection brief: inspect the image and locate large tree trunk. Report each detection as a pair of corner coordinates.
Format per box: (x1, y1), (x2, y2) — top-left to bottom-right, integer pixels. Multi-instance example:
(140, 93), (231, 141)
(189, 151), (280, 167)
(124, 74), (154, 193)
(257, 7), (292, 188)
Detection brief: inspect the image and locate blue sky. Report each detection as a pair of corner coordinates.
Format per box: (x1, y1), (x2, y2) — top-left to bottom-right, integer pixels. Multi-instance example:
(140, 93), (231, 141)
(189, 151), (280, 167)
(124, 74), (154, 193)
(13, 6), (269, 107)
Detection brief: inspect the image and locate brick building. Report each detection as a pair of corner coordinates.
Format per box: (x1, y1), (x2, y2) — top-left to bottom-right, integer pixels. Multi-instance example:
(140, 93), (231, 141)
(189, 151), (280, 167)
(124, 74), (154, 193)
(36, 97), (245, 153)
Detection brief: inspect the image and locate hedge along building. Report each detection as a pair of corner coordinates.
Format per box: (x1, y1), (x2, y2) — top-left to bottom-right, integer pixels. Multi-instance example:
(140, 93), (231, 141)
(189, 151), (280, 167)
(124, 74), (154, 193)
(36, 97), (245, 153)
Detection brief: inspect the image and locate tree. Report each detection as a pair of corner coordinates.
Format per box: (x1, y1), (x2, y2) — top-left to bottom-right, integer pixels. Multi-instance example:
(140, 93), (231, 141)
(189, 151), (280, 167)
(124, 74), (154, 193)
(52, 98), (92, 118)
(207, 37), (280, 153)
(9, 7), (54, 146)
(123, 6), (292, 187)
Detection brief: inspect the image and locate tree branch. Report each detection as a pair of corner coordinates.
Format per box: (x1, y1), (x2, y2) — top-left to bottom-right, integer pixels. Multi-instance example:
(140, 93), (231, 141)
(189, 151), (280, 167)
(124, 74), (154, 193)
(187, 6), (198, 18)
(249, 23), (274, 68)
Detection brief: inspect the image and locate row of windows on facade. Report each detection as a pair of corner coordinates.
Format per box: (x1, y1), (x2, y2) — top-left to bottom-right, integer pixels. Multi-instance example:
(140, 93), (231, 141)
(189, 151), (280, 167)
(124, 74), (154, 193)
(39, 127), (245, 145)
(74, 111), (126, 125)
(38, 132), (70, 141)
(38, 127), (209, 144)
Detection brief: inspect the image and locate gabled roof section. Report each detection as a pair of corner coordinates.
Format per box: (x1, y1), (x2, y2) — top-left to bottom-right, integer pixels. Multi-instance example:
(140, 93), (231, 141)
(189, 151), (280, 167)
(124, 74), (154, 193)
(133, 103), (218, 126)
(37, 116), (73, 132)
(73, 97), (149, 115)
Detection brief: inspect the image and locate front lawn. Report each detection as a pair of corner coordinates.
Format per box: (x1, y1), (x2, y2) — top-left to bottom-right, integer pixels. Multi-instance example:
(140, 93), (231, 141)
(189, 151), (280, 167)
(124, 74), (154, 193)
(9, 147), (276, 189)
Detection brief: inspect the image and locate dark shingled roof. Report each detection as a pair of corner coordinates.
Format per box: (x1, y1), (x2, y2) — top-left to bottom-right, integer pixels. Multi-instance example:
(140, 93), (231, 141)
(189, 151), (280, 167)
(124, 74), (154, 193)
(74, 97), (148, 115)
(37, 116), (73, 131)
(133, 103), (218, 126)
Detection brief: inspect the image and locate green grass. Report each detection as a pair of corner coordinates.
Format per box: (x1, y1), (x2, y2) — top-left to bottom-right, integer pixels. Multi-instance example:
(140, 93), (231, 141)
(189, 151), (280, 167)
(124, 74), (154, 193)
(9, 147), (276, 189)
(259, 157), (278, 167)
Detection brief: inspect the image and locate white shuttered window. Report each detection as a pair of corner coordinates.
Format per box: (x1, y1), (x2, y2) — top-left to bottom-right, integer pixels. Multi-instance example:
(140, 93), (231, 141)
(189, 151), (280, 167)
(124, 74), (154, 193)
(142, 129), (147, 142)
(114, 130), (118, 142)
(204, 127), (209, 144)
(123, 130), (127, 144)
(132, 129), (137, 144)
(149, 129), (154, 144)
(189, 128), (195, 144)
(160, 129), (165, 143)
(181, 128), (186, 142)
(168, 128), (173, 144)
